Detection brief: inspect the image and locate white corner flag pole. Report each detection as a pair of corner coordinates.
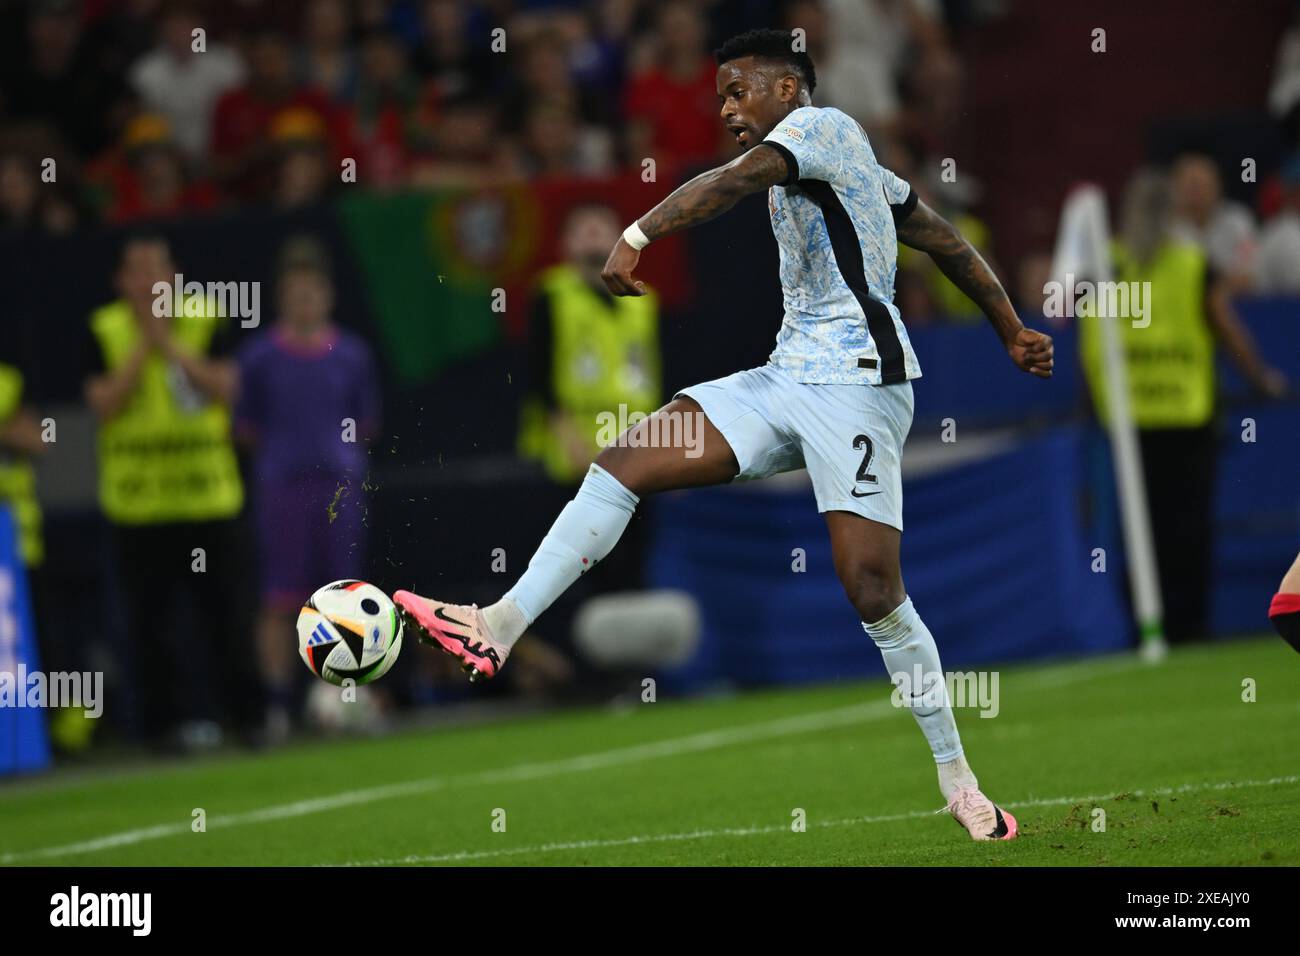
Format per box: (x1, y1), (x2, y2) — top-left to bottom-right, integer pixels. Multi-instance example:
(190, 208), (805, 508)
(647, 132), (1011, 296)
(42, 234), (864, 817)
(1051, 185), (1167, 662)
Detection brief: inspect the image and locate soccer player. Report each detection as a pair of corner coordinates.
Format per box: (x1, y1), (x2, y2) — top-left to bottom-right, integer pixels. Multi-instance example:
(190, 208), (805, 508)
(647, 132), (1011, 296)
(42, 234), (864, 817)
(396, 29), (1053, 841)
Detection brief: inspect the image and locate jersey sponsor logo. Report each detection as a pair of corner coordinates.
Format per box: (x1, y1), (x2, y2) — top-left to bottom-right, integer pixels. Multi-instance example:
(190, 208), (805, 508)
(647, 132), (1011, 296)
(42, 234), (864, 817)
(775, 124), (805, 143)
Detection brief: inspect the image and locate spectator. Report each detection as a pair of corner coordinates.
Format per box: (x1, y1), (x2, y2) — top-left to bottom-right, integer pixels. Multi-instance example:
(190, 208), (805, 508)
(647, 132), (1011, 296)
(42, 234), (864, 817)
(0, 143), (85, 235)
(0, 0), (127, 159)
(343, 28), (420, 188)
(270, 109), (334, 208)
(98, 114), (218, 223)
(210, 28), (342, 201)
(1077, 170), (1288, 645)
(783, 0), (893, 135)
(785, 0), (954, 143)
(502, 27), (606, 136)
(519, 101), (614, 178)
(562, 0), (631, 126)
(299, 0), (358, 104)
(128, 0), (246, 162)
(1268, 2), (1300, 148)
(408, 93), (517, 187)
(624, 1), (726, 170)
(1170, 153), (1258, 295)
(412, 0), (497, 101)
(82, 236), (263, 750)
(1255, 154), (1300, 294)
(235, 237), (380, 740)
(206, 0), (304, 38)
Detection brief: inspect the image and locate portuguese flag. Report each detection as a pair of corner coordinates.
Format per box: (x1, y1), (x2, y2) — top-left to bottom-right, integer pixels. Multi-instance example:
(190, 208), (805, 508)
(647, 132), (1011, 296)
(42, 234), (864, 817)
(337, 175), (692, 387)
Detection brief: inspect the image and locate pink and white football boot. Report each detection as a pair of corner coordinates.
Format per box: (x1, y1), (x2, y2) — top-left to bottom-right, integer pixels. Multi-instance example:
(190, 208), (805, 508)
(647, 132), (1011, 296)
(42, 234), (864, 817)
(940, 786), (1019, 841)
(392, 591), (510, 683)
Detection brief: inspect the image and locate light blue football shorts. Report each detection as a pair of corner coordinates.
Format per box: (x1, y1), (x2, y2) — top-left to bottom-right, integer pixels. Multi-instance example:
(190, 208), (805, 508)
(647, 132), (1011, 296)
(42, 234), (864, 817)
(676, 362), (914, 530)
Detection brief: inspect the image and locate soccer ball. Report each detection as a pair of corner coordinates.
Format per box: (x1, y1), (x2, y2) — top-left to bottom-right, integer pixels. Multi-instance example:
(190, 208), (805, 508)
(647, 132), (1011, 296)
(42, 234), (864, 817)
(297, 580), (403, 686)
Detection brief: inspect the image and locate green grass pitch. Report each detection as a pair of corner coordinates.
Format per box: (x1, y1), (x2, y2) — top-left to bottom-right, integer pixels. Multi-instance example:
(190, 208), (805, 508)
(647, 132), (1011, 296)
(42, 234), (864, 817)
(1, 636), (1297, 866)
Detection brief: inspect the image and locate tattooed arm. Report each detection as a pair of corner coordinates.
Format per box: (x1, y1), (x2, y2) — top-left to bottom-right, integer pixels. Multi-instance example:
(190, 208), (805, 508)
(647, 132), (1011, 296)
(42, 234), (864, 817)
(601, 145), (790, 296)
(898, 198), (1054, 378)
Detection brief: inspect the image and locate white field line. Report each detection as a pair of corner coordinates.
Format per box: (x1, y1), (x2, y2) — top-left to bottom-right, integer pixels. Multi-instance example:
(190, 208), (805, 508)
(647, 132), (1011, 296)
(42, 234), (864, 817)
(339, 773), (1300, 866)
(0, 656), (1136, 864)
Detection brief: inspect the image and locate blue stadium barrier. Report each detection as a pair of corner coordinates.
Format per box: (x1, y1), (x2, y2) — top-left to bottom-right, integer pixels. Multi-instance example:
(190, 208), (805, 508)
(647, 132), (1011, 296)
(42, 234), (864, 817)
(649, 426), (1132, 690)
(0, 506), (51, 776)
(907, 298), (1300, 429)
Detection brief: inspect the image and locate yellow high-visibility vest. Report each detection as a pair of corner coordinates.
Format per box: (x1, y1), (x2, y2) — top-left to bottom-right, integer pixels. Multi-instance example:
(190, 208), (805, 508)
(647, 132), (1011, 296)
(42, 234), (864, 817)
(1079, 241), (1215, 429)
(91, 300), (243, 524)
(518, 266), (661, 482)
(0, 363), (44, 566)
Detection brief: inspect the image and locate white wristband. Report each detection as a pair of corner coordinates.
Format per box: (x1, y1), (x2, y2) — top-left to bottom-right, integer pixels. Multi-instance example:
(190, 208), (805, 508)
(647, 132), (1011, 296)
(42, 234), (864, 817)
(622, 221), (650, 251)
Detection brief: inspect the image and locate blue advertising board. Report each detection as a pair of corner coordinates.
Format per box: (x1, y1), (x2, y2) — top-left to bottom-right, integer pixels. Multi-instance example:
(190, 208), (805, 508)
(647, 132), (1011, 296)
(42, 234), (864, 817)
(0, 505), (51, 775)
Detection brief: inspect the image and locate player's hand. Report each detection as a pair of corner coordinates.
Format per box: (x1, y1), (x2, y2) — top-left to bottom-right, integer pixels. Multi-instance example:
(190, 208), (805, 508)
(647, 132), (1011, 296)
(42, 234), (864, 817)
(1006, 327), (1054, 378)
(601, 238), (646, 296)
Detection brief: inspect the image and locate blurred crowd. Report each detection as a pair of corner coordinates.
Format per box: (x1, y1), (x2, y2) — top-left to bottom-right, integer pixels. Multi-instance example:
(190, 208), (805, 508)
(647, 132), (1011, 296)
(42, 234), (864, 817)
(0, 0), (966, 226)
(4, 0), (1299, 323)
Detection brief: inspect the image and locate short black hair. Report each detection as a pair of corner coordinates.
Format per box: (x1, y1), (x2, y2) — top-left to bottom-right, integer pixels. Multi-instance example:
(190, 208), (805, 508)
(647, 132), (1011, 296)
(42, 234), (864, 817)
(715, 28), (817, 94)
(119, 232), (172, 264)
(277, 235), (332, 281)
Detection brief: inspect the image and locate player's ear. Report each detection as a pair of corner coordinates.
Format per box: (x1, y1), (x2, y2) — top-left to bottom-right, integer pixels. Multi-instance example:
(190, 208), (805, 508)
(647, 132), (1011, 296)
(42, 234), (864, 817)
(777, 73), (798, 103)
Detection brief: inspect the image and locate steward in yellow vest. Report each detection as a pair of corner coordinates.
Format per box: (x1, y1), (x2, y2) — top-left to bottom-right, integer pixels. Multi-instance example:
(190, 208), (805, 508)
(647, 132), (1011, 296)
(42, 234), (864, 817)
(519, 262), (662, 483)
(85, 246), (243, 525)
(88, 299), (243, 523)
(1078, 240), (1216, 429)
(1075, 169), (1287, 646)
(0, 362), (46, 566)
(83, 237), (262, 746)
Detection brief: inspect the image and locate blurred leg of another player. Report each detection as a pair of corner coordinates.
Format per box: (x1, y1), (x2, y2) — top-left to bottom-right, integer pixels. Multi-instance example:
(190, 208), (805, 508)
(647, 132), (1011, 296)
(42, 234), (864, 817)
(1270, 552), (1300, 654)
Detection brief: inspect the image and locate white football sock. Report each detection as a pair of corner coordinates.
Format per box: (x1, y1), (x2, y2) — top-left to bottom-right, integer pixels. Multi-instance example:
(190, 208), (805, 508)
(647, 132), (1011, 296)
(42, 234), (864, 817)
(936, 753), (979, 801)
(481, 597), (529, 650)
(498, 463), (639, 642)
(863, 597), (969, 795)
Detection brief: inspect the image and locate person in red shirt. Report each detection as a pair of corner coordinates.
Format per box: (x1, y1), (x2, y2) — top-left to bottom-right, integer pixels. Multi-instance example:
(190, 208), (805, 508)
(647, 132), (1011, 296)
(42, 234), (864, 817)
(338, 28), (418, 189)
(623, 0), (730, 171)
(210, 28), (346, 201)
(98, 114), (218, 223)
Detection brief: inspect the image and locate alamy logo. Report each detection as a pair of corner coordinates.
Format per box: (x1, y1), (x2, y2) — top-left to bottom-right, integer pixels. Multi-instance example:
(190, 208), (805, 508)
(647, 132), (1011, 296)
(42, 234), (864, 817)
(595, 404), (704, 459)
(1042, 273), (1151, 328)
(50, 886), (151, 936)
(0, 665), (102, 718)
(152, 273), (261, 328)
(890, 666), (1000, 718)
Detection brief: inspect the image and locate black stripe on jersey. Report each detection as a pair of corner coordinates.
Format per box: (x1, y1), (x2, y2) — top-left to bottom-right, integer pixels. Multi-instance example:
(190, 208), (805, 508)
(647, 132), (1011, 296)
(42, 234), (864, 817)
(799, 180), (908, 384)
(755, 141), (799, 186)
(890, 187), (919, 226)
